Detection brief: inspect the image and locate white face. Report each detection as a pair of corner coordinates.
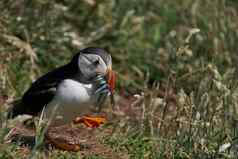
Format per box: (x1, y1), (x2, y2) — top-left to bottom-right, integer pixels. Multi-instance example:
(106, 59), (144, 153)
(78, 54), (111, 80)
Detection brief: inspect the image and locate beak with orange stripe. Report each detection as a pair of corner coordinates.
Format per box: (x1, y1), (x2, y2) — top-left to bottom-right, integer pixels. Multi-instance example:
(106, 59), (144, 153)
(106, 67), (116, 95)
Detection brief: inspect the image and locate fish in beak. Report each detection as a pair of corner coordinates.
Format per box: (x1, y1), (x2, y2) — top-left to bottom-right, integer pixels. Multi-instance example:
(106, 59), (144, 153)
(94, 67), (116, 112)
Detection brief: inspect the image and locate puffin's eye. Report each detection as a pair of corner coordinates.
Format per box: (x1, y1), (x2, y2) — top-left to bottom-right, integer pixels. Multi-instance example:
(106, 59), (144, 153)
(93, 60), (100, 66)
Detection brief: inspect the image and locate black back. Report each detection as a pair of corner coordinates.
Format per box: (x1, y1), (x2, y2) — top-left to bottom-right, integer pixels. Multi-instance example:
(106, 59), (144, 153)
(21, 59), (79, 115)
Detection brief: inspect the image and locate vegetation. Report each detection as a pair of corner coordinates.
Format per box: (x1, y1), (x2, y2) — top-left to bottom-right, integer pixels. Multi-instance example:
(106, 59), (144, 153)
(1, 0), (238, 158)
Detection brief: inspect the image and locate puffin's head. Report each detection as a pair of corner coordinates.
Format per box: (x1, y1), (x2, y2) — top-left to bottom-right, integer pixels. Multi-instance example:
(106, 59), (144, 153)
(74, 47), (115, 93)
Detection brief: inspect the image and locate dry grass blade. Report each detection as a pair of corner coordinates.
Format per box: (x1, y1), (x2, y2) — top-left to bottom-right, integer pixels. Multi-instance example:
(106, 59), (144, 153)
(2, 34), (38, 63)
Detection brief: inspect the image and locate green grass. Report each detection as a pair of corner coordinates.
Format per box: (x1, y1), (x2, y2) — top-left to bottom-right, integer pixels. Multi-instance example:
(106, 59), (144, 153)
(1, 0), (238, 158)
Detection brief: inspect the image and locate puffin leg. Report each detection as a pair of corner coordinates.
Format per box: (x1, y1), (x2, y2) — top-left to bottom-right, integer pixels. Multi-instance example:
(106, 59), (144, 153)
(73, 116), (106, 128)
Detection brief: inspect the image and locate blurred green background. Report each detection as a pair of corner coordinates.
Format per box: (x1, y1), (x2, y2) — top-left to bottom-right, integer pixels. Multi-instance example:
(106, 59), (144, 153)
(1, 0), (238, 95)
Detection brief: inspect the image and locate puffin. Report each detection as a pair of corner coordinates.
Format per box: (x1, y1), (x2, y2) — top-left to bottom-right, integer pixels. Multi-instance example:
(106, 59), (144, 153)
(7, 47), (116, 126)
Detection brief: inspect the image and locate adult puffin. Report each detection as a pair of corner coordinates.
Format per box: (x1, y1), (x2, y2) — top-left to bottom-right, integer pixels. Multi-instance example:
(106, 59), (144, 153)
(8, 47), (116, 126)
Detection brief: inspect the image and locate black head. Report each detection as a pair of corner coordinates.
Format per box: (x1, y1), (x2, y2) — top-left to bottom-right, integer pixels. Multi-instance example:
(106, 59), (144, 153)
(71, 47), (112, 82)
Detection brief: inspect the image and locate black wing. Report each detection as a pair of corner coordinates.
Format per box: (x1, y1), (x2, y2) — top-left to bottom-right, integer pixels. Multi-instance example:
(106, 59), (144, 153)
(8, 60), (79, 118)
(23, 62), (79, 115)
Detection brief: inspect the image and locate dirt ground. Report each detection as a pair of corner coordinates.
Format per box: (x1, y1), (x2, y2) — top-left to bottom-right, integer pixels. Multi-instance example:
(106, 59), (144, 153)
(3, 89), (177, 158)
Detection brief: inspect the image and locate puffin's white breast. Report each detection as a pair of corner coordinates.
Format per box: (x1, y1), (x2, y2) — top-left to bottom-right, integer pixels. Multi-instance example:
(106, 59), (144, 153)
(43, 79), (95, 125)
(55, 79), (92, 105)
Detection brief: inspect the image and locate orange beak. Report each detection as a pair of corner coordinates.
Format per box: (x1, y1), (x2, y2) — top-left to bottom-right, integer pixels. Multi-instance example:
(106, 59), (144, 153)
(106, 67), (116, 94)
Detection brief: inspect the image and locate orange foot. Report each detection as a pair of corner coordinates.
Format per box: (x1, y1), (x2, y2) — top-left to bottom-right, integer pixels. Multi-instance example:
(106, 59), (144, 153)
(73, 116), (106, 128)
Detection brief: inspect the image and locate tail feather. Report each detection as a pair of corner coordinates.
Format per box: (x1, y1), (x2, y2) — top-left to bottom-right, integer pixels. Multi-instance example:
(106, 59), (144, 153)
(7, 100), (26, 119)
